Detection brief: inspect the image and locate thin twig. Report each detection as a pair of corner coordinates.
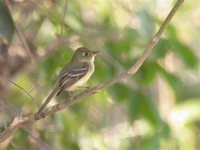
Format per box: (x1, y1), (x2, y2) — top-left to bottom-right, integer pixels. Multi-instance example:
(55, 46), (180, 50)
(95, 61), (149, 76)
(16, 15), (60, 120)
(9, 80), (39, 108)
(61, 0), (68, 35)
(0, 0), (184, 143)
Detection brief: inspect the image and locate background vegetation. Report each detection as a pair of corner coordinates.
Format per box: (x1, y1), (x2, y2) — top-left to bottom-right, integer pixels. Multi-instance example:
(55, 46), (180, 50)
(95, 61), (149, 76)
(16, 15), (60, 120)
(0, 0), (200, 149)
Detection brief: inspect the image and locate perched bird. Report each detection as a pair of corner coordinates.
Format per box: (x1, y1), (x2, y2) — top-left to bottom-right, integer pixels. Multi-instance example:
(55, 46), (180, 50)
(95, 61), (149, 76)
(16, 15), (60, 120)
(35, 47), (99, 115)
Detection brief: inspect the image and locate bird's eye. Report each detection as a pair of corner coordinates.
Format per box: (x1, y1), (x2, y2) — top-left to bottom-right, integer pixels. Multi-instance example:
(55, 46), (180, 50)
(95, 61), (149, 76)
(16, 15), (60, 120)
(83, 52), (89, 57)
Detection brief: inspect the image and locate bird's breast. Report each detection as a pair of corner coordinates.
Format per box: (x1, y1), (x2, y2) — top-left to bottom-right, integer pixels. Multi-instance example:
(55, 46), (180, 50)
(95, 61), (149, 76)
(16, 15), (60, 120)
(67, 63), (95, 91)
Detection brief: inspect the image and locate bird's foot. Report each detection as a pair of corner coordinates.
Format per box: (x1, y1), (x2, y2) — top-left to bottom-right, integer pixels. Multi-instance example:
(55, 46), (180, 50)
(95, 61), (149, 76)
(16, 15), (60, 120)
(34, 112), (45, 120)
(68, 91), (74, 101)
(69, 96), (73, 101)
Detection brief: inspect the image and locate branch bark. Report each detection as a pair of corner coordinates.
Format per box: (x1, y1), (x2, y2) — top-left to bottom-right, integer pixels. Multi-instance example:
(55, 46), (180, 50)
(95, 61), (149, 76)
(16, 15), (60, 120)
(0, 0), (184, 143)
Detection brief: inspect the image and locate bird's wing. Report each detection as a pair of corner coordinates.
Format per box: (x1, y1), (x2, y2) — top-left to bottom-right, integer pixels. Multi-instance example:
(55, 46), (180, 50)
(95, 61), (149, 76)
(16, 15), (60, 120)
(57, 63), (89, 95)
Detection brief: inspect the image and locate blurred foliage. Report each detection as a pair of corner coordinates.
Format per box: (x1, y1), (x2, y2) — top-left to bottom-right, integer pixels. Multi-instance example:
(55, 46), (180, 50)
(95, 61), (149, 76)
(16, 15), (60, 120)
(0, 1), (14, 52)
(1, 0), (200, 150)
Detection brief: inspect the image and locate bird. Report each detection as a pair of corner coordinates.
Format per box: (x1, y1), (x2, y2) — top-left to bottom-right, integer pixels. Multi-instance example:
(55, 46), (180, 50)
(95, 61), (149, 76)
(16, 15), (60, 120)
(35, 47), (99, 116)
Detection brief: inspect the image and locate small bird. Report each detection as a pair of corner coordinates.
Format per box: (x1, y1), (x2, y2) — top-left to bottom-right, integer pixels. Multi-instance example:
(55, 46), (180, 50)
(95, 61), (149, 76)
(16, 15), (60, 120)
(36, 47), (99, 115)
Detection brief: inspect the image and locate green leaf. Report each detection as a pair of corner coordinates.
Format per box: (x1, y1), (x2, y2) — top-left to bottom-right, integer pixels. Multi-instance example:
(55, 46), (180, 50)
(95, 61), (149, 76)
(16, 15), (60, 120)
(171, 40), (198, 68)
(139, 121), (170, 150)
(106, 27), (138, 52)
(126, 89), (161, 126)
(157, 64), (181, 94)
(167, 25), (198, 68)
(136, 61), (157, 84)
(138, 93), (161, 126)
(140, 134), (160, 150)
(153, 38), (169, 58)
(109, 83), (134, 102)
(111, 83), (161, 126)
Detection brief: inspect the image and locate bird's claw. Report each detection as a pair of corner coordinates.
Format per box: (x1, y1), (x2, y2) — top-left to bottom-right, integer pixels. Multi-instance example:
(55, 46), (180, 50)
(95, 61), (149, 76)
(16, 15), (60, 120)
(34, 112), (45, 120)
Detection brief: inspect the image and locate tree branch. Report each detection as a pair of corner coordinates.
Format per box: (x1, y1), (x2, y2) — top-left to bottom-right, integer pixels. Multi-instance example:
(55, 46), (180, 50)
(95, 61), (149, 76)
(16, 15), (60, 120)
(0, 0), (184, 143)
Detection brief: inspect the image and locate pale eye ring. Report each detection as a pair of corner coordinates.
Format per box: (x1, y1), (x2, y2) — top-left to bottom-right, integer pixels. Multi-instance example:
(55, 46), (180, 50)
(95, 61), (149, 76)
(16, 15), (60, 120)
(83, 52), (89, 57)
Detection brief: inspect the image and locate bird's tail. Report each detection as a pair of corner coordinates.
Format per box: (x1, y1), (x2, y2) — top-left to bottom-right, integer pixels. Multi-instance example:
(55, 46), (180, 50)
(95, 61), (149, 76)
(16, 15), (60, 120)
(36, 87), (59, 114)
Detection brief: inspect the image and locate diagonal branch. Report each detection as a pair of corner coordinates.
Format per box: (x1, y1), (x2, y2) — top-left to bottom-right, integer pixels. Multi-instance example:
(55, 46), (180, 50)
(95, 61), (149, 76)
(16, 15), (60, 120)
(0, 0), (184, 143)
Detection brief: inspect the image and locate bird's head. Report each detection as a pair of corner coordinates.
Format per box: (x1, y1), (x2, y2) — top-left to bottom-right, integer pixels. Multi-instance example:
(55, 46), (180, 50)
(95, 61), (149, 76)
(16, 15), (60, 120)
(72, 47), (99, 63)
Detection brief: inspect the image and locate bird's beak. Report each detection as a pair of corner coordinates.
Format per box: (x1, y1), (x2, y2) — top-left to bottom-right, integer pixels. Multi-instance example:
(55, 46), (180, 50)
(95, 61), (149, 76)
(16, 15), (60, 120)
(92, 51), (100, 55)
